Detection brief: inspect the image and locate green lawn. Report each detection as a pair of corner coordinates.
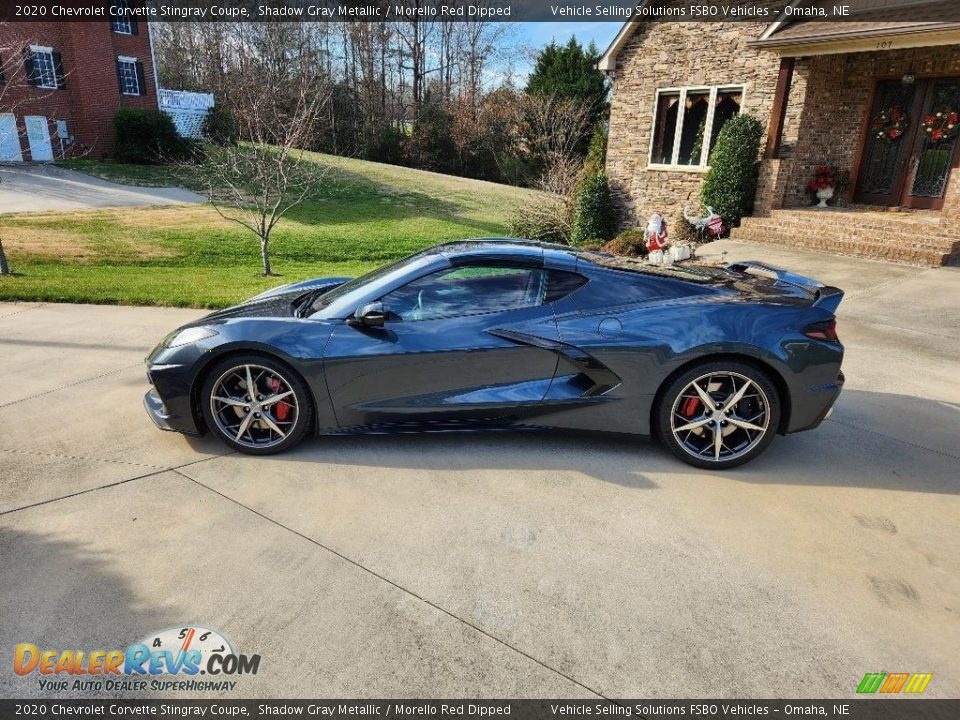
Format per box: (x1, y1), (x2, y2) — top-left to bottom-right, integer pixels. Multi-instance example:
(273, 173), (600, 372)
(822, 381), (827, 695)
(0, 152), (541, 308)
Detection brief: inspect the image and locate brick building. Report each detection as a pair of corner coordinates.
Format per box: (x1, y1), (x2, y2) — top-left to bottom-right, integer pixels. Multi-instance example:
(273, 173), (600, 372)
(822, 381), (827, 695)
(0, 18), (158, 162)
(601, 0), (960, 265)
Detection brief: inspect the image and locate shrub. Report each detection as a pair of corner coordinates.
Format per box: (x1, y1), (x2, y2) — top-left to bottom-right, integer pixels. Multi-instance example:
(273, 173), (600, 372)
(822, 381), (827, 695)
(602, 228), (648, 258)
(509, 196), (571, 245)
(580, 121), (607, 180)
(113, 109), (187, 164)
(570, 172), (613, 246)
(364, 125), (408, 166)
(700, 113), (763, 227)
(202, 104), (239, 146)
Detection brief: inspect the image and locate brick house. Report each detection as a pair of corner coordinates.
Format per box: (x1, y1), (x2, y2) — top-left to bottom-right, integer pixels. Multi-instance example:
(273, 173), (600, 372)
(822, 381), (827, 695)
(0, 16), (158, 162)
(600, 0), (960, 265)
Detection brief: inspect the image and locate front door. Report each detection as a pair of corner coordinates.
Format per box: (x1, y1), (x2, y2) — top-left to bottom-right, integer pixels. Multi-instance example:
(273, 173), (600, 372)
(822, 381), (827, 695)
(0, 114), (22, 162)
(855, 78), (960, 209)
(23, 116), (53, 162)
(323, 264), (562, 429)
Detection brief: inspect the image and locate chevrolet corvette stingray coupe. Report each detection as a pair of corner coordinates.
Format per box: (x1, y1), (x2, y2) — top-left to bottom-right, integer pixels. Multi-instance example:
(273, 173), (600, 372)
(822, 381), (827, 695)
(145, 239), (845, 469)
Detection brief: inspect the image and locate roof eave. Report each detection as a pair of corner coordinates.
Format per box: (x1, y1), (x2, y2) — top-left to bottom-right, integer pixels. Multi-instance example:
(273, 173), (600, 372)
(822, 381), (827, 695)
(748, 24), (960, 56)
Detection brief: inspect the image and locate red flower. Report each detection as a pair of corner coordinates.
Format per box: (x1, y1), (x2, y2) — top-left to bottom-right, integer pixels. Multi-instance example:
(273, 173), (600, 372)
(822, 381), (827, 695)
(924, 114), (936, 125)
(932, 129), (943, 141)
(888, 129), (901, 139)
(949, 112), (959, 124)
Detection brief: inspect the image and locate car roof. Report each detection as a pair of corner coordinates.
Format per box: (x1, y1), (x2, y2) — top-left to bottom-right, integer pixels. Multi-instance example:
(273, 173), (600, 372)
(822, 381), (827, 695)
(434, 238), (576, 267)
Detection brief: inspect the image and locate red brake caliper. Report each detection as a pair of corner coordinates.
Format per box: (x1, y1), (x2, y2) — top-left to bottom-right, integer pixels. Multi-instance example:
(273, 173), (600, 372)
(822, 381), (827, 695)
(682, 397), (701, 417)
(270, 377), (290, 421)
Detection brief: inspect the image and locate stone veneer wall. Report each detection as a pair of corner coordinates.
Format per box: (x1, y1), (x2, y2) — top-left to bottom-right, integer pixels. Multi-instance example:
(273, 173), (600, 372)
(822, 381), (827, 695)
(605, 3), (791, 230)
(782, 46), (960, 217)
(606, 12), (960, 228)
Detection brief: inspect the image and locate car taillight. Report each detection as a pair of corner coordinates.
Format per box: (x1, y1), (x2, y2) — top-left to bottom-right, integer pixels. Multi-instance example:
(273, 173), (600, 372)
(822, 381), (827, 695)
(803, 319), (839, 342)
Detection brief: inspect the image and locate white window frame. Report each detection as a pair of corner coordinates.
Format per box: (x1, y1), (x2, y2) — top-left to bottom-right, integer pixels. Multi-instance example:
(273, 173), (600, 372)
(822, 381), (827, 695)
(29, 45), (57, 90)
(647, 84), (747, 172)
(117, 56), (140, 96)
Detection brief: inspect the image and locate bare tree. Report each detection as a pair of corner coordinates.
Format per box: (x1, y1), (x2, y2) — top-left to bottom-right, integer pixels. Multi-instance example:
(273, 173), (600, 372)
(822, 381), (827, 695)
(198, 76), (332, 276)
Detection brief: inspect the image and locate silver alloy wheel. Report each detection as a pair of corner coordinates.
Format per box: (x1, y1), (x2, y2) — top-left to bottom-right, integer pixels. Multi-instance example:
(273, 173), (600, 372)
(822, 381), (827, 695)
(669, 371), (770, 463)
(209, 363), (299, 449)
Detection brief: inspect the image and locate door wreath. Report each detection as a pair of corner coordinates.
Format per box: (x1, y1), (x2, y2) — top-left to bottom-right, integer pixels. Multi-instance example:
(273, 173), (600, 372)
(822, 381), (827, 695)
(921, 110), (959, 143)
(870, 105), (909, 141)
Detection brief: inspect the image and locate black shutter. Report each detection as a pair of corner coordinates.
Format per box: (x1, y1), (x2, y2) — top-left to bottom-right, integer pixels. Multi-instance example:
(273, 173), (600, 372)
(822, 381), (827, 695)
(116, 58), (124, 94)
(23, 48), (37, 86)
(130, 20), (139, 36)
(135, 61), (146, 96)
(53, 51), (65, 89)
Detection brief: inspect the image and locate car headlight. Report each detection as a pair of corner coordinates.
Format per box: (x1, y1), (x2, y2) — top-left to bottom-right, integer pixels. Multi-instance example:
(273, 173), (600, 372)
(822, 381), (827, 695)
(165, 326), (219, 348)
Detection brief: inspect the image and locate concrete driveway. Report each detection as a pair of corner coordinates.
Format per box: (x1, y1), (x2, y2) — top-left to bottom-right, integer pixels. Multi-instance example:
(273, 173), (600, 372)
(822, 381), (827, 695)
(1, 241), (958, 699)
(0, 164), (202, 214)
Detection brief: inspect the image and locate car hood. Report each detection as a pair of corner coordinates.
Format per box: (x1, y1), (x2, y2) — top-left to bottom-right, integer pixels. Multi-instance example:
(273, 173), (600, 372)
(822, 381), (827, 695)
(193, 277), (351, 324)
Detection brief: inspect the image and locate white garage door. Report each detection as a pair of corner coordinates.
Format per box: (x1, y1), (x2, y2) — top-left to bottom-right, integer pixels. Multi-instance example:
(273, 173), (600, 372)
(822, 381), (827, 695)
(0, 113), (22, 162)
(24, 115), (53, 162)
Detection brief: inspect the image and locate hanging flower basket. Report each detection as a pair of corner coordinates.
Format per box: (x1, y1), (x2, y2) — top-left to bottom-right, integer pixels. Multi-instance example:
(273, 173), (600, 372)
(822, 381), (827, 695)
(921, 110), (959, 144)
(870, 105), (909, 142)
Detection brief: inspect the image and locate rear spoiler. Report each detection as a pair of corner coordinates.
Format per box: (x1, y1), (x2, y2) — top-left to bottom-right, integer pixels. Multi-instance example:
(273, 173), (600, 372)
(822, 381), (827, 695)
(726, 260), (844, 313)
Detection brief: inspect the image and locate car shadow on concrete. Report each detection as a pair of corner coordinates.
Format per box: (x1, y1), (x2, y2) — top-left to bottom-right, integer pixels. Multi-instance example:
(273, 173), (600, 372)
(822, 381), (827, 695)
(231, 388), (959, 495)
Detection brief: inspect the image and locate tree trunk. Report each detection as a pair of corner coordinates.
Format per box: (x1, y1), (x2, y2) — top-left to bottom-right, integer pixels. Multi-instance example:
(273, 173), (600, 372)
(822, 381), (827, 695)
(0, 239), (10, 276)
(260, 236), (272, 276)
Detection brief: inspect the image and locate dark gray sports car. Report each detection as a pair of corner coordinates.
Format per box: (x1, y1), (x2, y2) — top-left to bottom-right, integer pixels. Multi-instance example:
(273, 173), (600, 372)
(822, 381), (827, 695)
(144, 239), (844, 469)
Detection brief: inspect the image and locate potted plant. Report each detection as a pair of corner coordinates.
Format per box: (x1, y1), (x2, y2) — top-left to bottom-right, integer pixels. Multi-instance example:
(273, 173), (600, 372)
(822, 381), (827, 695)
(806, 166), (849, 208)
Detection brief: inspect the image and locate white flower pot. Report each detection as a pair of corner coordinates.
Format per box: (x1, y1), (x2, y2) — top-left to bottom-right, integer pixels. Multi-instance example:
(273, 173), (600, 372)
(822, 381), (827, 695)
(816, 187), (835, 208)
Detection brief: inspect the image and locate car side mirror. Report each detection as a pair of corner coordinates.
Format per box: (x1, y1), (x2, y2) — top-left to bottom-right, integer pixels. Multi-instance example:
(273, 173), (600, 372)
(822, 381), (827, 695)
(348, 302), (386, 328)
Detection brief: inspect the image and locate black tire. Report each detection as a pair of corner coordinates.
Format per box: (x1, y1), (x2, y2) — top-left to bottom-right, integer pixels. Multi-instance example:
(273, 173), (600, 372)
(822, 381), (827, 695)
(655, 360), (781, 470)
(200, 354), (313, 455)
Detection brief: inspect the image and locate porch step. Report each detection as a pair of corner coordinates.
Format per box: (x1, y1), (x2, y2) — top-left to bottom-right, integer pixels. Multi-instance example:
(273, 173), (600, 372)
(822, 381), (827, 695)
(768, 208), (960, 240)
(731, 210), (960, 267)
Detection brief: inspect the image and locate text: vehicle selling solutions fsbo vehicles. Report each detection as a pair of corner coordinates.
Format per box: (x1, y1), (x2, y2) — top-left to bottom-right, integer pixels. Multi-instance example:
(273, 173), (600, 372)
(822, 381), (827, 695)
(144, 240), (844, 469)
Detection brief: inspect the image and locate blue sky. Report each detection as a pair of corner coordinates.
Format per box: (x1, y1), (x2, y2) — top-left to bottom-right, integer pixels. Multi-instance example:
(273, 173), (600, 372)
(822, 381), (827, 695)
(512, 22), (624, 80)
(521, 21), (623, 52)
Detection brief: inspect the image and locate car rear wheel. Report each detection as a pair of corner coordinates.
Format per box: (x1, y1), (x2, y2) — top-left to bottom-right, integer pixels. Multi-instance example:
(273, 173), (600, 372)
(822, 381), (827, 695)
(656, 361), (781, 470)
(200, 354), (312, 455)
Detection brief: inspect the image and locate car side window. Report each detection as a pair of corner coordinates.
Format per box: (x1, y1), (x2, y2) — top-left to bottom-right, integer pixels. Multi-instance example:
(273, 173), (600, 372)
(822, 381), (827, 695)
(382, 265), (545, 322)
(544, 270), (588, 303)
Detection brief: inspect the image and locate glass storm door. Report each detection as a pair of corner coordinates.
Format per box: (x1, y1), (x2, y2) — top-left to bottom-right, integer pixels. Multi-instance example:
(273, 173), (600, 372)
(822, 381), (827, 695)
(904, 79), (960, 210)
(856, 78), (960, 209)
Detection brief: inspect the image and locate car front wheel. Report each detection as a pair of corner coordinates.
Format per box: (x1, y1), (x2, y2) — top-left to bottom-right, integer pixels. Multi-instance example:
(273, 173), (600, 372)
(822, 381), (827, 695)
(200, 354), (312, 455)
(656, 361), (781, 470)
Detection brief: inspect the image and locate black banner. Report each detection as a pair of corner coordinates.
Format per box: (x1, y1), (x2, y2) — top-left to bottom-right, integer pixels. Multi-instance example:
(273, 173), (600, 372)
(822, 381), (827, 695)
(0, 700), (959, 720)
(3, 0), (960, 24)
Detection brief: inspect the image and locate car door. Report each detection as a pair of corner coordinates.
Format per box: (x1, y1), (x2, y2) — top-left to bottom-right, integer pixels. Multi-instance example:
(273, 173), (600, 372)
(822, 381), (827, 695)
(322, 262), (562, 429)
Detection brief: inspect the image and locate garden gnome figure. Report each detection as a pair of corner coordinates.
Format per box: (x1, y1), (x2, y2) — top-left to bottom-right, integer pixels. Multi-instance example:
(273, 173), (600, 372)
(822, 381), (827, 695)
(645, 212), (668, 265)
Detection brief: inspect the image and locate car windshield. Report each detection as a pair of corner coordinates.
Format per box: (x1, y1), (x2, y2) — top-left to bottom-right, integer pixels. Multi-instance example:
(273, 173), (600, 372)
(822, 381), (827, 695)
(308, 251), (434, 315)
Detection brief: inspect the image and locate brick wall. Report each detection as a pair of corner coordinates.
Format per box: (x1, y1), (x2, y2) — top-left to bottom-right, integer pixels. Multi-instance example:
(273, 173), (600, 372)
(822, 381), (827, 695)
(0, 21), (158, 160)
(605, 2), (790, 230)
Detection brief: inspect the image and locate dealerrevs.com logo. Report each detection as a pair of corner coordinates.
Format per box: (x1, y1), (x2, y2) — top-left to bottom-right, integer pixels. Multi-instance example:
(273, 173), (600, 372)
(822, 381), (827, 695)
(13, 626), (260, 693)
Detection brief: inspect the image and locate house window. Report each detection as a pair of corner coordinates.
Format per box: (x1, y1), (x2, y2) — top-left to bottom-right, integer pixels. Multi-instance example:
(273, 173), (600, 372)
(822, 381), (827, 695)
(29, 46), (58, 90)
(117, 56), (140, 96)
(649, 85), (744, 169)
(111, 0), (133, 33)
